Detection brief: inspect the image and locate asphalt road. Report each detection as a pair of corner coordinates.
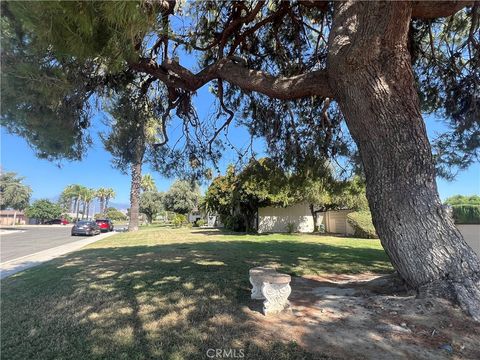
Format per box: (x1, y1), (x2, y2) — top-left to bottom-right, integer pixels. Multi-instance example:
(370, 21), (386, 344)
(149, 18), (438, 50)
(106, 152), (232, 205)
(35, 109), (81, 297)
(0, 226), (107, 263)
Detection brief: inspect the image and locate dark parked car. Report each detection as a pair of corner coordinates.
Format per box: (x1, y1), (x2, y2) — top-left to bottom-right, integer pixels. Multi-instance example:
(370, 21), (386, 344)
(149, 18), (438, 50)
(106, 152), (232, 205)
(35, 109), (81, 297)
(96, 219), (114, 232)
(44, 219), (69, 225)
(71, 220), (101, 236)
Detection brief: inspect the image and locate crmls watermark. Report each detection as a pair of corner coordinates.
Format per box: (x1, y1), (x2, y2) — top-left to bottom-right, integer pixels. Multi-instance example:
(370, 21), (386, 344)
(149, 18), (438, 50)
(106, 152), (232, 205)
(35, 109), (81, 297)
(206, 348), (245, 358)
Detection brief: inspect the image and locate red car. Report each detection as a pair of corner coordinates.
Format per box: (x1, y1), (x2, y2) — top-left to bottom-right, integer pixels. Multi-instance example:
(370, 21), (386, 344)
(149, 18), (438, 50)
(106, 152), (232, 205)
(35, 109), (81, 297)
(95, 219), (114, 232)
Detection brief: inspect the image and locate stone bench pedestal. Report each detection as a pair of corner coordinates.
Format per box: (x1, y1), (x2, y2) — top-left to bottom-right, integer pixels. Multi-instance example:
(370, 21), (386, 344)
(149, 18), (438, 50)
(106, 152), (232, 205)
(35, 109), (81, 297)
(249, 267), (291, 315)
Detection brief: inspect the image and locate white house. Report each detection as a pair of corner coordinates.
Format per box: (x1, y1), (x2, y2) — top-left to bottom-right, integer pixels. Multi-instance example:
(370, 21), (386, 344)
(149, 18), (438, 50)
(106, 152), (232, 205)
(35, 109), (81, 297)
(188, 208), (203, 223)
(257, 203), (480, 257)
(258, 202), (315, 233)
(258, 202), (355, 234)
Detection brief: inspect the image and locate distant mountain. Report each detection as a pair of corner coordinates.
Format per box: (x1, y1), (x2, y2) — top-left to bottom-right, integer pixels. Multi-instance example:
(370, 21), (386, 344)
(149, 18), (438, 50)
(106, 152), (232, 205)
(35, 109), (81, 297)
(108, 201), (130, 211)
(31, 196), (129, 211)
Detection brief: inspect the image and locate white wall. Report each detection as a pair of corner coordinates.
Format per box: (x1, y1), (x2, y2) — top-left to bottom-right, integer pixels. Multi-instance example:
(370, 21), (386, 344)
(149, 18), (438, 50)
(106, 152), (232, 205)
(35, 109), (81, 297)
(457, 224), (480, 256)
(258, 205), (356, 234)
(322, 210), (355, 235)
(258, 202), (314, 233)
(259, 206), (480, 252)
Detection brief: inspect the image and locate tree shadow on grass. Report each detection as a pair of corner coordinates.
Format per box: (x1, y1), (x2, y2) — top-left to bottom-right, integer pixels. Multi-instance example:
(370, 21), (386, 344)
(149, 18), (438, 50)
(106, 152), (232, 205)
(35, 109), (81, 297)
(1, 240), (393, 360)
(192, 229), (271, 236)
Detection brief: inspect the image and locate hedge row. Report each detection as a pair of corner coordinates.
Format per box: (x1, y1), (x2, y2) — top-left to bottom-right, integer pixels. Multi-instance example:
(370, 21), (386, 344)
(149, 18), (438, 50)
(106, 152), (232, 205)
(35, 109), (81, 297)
(451, 205), (480, 224)
(346, 211), (378, 239)
(345, 206), (479, 239)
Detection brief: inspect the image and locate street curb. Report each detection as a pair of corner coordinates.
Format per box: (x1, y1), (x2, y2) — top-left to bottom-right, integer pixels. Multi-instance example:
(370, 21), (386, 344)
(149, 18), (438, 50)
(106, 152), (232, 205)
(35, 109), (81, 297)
(0, 231), (117, 279)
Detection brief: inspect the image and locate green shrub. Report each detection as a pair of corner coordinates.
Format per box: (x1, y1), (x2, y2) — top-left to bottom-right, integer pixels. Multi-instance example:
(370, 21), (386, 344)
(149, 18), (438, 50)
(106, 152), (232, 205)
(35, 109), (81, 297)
(62, 213), (74, 222)
(451, 205), (480, 224)
(25, 199), (62, 223)
(285, 222), (296, 233)
(104, 208), (128, 221)
(163, 211), (177, 222)
(172, 214), (187, 227)
(346, 211), (378, 239)
(196, 219), (206, 227)
(444, 195), (480, 206)
(222, 214), (246, 232)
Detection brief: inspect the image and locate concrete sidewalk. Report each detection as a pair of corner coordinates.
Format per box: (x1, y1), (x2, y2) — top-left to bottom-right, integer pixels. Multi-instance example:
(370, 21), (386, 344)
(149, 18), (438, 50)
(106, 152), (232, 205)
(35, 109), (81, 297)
(0, 231), (116, 279)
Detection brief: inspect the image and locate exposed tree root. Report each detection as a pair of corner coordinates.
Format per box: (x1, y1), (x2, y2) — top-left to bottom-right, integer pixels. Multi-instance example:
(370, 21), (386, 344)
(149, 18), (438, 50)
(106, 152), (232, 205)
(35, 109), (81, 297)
(418, 273), (480, 322)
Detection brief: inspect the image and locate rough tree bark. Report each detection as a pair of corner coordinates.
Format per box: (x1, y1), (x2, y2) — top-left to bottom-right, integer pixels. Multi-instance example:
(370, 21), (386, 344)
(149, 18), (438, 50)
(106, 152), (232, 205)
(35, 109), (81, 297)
(128, 153), (143, 232)
(327, 1), (480, 320)
(309, 204), (323, 232)
(129, 0), (479, 319)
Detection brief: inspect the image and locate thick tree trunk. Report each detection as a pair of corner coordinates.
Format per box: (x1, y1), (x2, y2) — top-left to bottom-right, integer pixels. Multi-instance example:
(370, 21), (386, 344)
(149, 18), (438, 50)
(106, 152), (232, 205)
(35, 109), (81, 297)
(81, 201), (86, 220)
(100, 199), (105, 214)
(75, 198), (80, 221)
(128, 133), (146, 232)
(128, 161), (142, 231)
(309, 204), (319, 232)
(328, 1), (480, 320)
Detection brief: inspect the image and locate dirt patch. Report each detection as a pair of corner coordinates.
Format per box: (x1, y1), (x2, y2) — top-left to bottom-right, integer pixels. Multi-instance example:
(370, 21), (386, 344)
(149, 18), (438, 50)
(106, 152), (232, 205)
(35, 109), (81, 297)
(243, 273), (480, 360)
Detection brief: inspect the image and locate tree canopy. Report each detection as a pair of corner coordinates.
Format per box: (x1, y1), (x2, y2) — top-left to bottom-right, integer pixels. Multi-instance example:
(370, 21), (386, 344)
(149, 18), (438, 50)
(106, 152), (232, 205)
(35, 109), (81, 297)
(140, 190), (164, 223)
(205, 157), (368, 232)
(25, 199), (62, 223)
(141, 174), (157, 192)
(444, 194), (480, 206)
(95, 187), (116, 214)
(0, 171), (32, 211)
(103, 207), (127, 222)
(2, 1), (480, 320)
(163, 180), (200, 215)
(2, 1), (477, 176)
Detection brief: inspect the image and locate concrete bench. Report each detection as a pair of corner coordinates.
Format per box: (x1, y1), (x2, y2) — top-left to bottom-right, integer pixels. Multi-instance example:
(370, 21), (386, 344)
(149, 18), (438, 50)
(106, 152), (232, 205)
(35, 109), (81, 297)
(249, 267), (292, 315)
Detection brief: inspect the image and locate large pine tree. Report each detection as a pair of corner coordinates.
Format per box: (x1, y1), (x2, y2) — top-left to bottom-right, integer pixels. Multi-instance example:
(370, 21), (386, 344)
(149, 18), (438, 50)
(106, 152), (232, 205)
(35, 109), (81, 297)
(1, 1), (479, 319)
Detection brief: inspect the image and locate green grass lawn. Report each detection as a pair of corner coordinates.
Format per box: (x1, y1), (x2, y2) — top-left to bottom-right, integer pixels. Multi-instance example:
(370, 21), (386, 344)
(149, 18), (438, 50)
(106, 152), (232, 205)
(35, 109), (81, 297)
(1, 227), (392, 360)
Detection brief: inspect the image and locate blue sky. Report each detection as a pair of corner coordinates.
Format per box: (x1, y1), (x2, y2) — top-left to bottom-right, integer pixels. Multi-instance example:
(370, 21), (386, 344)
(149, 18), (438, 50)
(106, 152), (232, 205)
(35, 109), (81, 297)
(3, 15), (477, 208)
(1, 88), (479, 207)
(0, 84), (267, 207)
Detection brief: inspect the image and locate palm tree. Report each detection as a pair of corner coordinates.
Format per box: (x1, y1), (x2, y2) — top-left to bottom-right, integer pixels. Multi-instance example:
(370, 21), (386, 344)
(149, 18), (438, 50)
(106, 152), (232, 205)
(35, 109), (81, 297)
(70, 185), (87, 220)
(0, 172), (32, 225)
(141, 174), (156, 192)
(60, 184), (77, 213)
(82, 188), (96, 220)
(96, 188), (108, 214)
(104, 188), (115, 211)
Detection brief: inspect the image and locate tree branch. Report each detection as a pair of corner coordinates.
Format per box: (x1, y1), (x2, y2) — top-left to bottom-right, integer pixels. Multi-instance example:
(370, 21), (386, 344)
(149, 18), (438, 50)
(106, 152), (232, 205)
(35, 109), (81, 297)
(228, 2), (291, 56)
(132, 57), (332, 99)
(298, 1), (329, 12)
(208, 79), (234, 155)
(412, 1), (472, 19)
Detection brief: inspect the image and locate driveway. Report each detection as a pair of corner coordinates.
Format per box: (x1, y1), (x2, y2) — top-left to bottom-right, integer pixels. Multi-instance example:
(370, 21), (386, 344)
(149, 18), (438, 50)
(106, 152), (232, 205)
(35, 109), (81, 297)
(0, 226), (91, 263)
